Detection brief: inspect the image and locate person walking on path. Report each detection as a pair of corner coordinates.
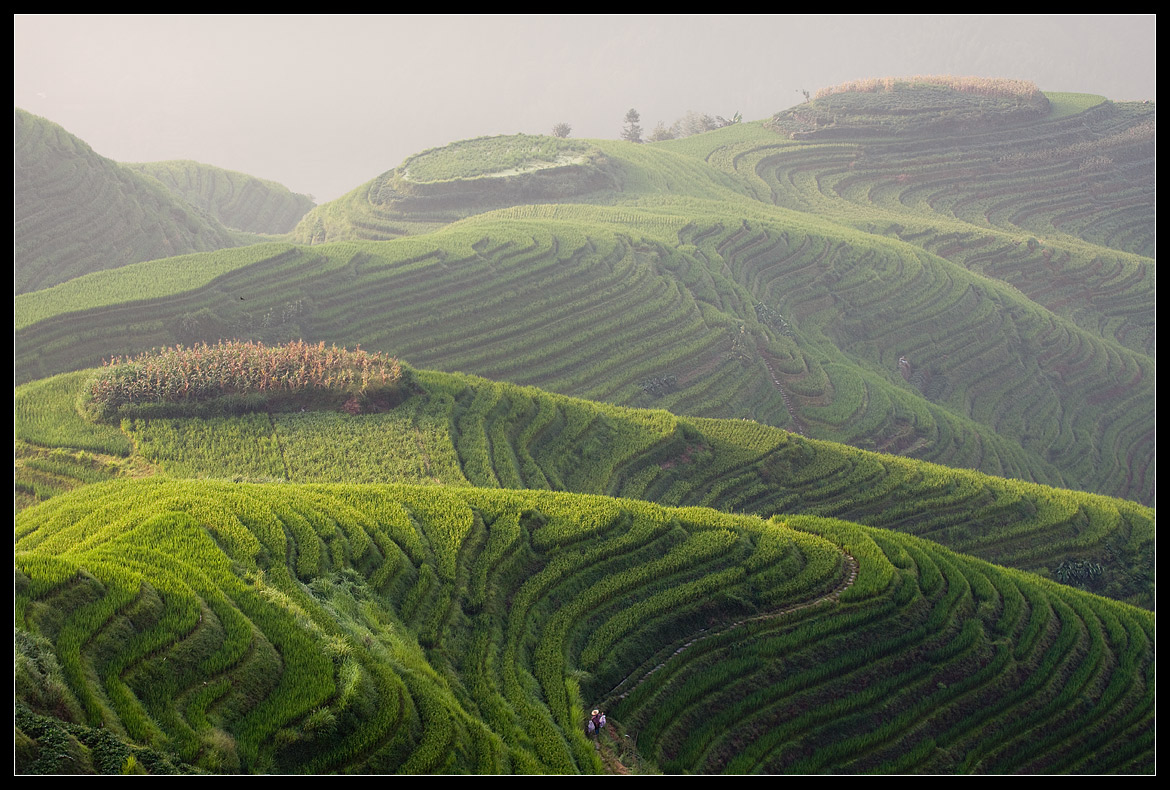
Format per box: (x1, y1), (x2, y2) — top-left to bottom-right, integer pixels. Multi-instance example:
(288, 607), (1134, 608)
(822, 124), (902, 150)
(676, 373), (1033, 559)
(588, 709), (606, 738)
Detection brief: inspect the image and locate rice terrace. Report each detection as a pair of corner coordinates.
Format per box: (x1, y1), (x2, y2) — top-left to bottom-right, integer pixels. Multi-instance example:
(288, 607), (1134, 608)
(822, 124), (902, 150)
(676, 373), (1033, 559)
(13, 66), (1154, 775)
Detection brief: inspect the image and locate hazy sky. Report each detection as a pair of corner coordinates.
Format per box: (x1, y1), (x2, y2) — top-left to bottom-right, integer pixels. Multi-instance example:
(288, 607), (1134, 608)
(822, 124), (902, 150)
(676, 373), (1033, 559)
(14, 15), (1156, 201)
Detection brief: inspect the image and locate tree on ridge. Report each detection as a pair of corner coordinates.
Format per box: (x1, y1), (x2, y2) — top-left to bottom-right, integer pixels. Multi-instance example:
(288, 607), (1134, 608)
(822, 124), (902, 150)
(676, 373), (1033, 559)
(621, 109), (643, 143)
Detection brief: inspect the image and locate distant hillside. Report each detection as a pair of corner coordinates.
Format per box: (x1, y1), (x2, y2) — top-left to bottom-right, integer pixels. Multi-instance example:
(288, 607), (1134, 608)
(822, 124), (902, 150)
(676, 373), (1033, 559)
(126, 160), (315, 235)
(708, 95), (1155, 344)
(292, 134), (626, 244)
(13, 109), (248, 294)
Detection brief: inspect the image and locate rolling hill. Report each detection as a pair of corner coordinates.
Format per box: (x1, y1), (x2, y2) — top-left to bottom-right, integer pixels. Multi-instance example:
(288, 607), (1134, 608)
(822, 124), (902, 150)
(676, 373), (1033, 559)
(15, 361), (1154, 610)
(125, 160), (315, 235)
(14, 109), (250, 294)
(14, 204), (1154, 506)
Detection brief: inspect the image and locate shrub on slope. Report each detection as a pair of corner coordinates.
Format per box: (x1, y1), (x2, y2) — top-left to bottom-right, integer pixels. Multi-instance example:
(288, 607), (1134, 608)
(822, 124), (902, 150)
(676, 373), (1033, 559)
(85, 341), (405, 420)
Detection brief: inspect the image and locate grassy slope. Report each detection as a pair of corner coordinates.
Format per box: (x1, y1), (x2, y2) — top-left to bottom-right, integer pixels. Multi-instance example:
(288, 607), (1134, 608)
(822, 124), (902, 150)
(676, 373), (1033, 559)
(14, 243), (301, 332)
(125, 160), (315, 235)
(15, 479), (1155, 773)
(291, 135), (627, 245)
(15, 366), (1154, 609)
(14, 109), (251, 294)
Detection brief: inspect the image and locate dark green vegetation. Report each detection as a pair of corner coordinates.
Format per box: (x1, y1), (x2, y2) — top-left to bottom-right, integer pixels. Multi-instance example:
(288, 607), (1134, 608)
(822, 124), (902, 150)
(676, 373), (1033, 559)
(15, 480), (1155, 773)
(126, 160), (315, 235)
(14, 109), (248, 294)
(14, 81), (1156, 774)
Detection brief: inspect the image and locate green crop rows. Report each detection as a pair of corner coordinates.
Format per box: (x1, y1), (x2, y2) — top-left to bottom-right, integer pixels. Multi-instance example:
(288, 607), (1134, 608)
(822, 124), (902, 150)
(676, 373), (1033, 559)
(16, 363), (1154, 609)
(15, 480), (1154, 773)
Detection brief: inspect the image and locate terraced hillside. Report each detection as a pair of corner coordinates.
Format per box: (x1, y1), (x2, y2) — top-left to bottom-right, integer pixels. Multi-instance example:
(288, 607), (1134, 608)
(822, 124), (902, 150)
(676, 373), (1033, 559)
(696, 92), (1155, 356)
(15, 480), (1155, 773)
(14, 195), (1155, 506)
(15, 363), (1154, 609)
(292, 135), (622, 244)
(771, 76), (1053, 140)
(14, 86), (1155, 506)
(14, 109), (249, 294)
(126, 160), (315, 235)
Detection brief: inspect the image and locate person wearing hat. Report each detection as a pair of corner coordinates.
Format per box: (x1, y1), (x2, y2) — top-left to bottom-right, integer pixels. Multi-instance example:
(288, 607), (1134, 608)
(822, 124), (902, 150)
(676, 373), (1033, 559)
(589, 709), (605, 738)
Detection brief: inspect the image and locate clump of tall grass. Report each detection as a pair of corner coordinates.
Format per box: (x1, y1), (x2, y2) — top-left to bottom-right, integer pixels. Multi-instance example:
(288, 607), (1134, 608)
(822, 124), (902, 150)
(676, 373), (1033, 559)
(85, 340), (405, 420)
(815, 75), (1045, 102)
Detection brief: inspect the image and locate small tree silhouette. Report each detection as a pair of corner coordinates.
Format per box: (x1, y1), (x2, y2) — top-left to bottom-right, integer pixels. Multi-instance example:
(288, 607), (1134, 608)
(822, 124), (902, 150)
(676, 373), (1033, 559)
(621, 109), (643, 143)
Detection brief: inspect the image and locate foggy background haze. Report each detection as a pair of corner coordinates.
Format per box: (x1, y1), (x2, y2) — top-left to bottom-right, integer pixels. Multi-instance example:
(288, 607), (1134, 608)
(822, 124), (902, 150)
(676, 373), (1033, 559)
(14, 15), (1157, 203)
